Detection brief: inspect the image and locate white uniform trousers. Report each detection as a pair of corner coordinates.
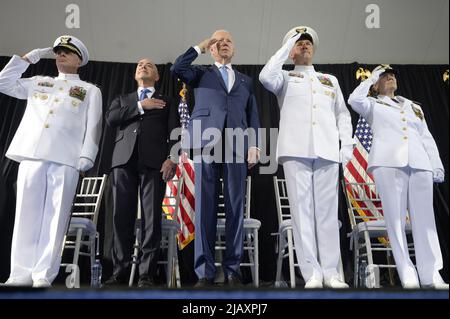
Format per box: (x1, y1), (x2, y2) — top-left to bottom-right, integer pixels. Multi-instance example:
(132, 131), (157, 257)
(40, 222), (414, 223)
(372, 166), (445, 286)
(9, 160), (79, 284)
(282, 157), (342, 282)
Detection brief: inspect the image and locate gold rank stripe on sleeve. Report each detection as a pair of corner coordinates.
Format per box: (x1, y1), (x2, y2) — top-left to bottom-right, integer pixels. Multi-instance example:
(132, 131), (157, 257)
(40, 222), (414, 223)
(69, 86), (87, 101)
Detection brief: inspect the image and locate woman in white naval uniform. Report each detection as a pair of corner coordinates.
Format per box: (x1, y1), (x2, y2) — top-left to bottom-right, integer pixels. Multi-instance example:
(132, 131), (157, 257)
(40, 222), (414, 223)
(0, 36), (102, 287)
(348, 65), (448, 290)
(259, 27), (354, 288)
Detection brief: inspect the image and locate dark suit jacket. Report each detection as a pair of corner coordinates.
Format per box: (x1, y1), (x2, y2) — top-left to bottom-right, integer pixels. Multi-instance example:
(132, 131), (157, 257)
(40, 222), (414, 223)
(170, 47), (260, 155)
(106, 91), (180, 170)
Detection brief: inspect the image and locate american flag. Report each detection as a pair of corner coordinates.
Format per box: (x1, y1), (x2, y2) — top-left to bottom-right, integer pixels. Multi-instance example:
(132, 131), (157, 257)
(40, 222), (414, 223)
(162, 84), (196, 249)
(343, 116), (384, 223)
(178, 95), (191, 129)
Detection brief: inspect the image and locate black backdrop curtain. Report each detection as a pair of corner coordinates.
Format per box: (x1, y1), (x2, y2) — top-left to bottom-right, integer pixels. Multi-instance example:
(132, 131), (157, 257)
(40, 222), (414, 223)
(0, 55), (448, 285)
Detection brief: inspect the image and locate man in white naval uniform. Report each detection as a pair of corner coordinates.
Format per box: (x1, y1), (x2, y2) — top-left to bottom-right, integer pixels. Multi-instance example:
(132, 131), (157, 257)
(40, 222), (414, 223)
(0, 35), (103, 287)
(259, 26), (353, 288)
(348, 65), (448, 290)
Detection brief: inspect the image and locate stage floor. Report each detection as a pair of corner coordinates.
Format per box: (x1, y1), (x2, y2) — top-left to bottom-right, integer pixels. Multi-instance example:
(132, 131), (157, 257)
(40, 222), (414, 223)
(0, 286), (447, 300)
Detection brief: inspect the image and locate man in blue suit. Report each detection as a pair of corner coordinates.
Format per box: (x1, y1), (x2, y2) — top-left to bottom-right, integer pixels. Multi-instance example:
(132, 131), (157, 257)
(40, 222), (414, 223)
(171, 30), (261, 287)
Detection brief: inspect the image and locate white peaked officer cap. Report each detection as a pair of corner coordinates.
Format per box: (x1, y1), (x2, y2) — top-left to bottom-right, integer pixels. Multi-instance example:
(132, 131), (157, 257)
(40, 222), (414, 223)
(282, 26), (319, 49)
(53, 35), (89, 66)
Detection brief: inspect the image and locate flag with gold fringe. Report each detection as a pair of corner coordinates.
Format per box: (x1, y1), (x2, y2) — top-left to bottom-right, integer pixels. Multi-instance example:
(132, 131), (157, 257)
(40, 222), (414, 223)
(162, 83), (195, 249)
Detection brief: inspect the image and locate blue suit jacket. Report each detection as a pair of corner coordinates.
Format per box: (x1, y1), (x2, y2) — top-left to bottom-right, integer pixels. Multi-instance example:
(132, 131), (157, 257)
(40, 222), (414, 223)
(171, 47), (260, 155)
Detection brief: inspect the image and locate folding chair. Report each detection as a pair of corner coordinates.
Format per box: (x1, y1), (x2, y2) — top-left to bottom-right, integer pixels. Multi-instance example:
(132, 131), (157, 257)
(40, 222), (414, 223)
(342, 180), (414, 288)
(129, 177), (183, 288)
(215, 176), (260, 287)
(61, 174), (108, 278)
(273, 176), (297, 288)
(273, 175), (345, 288)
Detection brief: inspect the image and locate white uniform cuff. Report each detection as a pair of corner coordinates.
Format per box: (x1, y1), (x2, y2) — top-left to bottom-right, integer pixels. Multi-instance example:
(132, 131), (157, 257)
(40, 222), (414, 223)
(137, 101), (145, 114)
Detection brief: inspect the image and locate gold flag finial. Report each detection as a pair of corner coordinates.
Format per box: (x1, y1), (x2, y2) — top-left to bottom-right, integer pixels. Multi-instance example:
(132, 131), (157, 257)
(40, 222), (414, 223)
(356, 67), (371, 82)
(443, 70), (449, 84)
(179, 83), (187, 102)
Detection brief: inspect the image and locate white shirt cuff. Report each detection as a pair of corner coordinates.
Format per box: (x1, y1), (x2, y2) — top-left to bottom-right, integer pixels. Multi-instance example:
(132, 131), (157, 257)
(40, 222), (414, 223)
(193, 46), (202, 55)
(137, 101), (145, 114)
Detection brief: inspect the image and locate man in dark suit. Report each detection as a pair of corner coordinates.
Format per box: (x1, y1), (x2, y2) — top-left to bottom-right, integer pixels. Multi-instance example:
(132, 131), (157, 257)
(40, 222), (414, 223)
(171, 30), (261, 287)
(105, 58), (179, 287)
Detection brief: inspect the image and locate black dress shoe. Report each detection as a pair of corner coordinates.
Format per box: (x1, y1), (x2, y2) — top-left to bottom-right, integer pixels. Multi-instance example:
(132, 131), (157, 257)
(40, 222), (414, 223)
(138, 276), (155, 288)
(225, 274), (244, 287)
(104, 275), (127, 286)
(194, 278), (215, 288)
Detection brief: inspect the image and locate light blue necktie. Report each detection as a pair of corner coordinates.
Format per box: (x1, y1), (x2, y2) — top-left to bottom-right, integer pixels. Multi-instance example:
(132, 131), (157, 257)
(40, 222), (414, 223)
(140, 88), (151, 101)
(219, 65), (229, 91)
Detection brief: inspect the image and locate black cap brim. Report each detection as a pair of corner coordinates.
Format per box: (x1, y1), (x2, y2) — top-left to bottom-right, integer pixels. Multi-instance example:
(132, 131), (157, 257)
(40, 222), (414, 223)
(53, 44), (82, 60)
(296, 33), (314, 44)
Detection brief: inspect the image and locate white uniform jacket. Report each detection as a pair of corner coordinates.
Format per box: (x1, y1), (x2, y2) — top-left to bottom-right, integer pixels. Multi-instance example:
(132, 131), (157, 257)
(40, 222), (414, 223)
(0, 55), (103, 169)
(348, 77), (443, 172)
(259, 36), (354, 163)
